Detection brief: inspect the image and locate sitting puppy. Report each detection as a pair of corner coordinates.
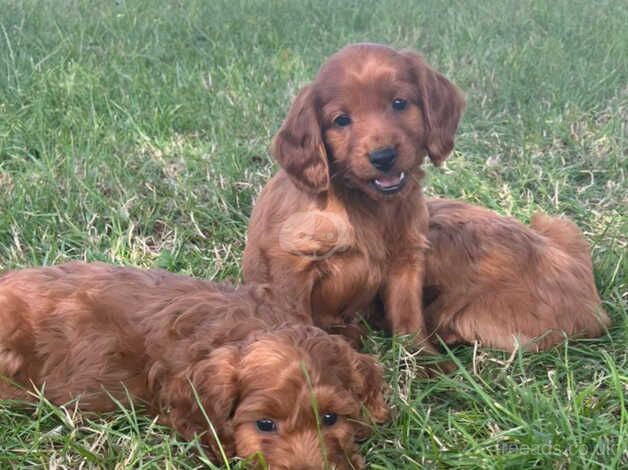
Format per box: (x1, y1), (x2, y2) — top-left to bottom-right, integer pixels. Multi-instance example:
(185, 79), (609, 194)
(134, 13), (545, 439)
(244, 43), (465, 352)
(0, 262), (389, 469)
(422, 199), (611, 351)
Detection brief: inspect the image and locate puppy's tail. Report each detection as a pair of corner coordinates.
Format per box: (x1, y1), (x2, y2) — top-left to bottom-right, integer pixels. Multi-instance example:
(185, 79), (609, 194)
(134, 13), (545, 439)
(530, 212), (591, 261)
(531, 212), (612, 331)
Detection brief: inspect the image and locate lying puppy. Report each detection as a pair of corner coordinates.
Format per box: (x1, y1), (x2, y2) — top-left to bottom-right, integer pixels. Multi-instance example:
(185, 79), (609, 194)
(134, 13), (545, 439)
(0, 262), (389, 469)
(244, 43), (465, 352)
(423, 199), (611, 351)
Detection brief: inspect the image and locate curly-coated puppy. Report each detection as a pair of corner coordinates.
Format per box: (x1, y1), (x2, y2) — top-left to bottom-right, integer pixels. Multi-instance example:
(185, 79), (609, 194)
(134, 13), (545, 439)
(244, 43), (465, 353)
(0, 262), (389, 469)
(423, 199), (611, 351)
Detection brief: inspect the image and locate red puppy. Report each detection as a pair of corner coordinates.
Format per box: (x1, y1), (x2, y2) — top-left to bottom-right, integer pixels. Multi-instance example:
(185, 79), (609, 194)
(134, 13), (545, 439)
(244, 44), (465, 352)
(0, 262), (389, 469)
(423, 199), (611, 351)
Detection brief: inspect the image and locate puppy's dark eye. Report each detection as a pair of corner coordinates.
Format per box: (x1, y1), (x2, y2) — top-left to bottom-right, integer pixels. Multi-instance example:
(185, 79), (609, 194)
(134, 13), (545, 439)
(322, 412), (338, 426)
(256, 419), (277, 433)
(392, 98), (408, 111)
(334, 115), (352, 127)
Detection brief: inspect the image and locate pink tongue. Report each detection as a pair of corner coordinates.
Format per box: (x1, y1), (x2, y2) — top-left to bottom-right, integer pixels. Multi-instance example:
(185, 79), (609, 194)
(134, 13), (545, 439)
(375, 174), (402, 187)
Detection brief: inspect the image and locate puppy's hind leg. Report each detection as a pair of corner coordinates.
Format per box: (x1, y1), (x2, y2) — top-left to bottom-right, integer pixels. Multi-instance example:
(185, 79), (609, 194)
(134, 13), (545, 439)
(428, 292), (568, 353)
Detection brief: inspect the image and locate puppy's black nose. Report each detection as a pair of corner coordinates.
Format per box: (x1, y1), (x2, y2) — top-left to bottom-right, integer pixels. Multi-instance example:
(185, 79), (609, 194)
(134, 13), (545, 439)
(369, 147), (397, 172)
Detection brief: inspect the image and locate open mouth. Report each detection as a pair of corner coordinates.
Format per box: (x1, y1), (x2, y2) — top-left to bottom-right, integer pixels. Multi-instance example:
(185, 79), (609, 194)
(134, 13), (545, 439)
(370, 172), (406, 194)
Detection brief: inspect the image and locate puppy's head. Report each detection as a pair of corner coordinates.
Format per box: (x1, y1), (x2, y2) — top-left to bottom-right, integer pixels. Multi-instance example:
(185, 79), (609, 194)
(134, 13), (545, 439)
(234, 326), (389, 469)
(273, 43), (465, 199)
(179, 325), (389, 469)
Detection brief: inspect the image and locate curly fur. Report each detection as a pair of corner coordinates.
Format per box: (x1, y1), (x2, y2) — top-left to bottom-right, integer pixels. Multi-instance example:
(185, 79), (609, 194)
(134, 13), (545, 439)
(0, 262), (389, 468)
(423, 199), (611, 351)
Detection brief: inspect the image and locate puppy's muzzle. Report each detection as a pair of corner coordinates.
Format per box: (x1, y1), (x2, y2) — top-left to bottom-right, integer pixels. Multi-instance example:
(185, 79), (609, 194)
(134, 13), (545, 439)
(368, 147), (397, 172)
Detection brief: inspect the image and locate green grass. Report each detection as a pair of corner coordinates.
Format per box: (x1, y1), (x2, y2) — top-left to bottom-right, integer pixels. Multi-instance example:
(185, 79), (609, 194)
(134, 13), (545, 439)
(0, 0), (626, 468)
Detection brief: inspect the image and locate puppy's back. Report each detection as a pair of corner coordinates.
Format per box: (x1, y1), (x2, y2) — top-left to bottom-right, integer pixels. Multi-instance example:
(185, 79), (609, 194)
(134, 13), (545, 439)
(0, 262), (243, 406)
(530, 212), (594, 264)
(0, 263), (177, 404)
(424, 199), (610, 350)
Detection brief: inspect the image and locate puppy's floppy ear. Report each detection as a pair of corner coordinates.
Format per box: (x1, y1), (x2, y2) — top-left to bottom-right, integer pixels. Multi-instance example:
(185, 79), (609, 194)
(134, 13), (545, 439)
(349, 351), (390, 439)
(160, 346), (240, 460)
(403, 51), (465, 166)
(272, 85), (330, 194)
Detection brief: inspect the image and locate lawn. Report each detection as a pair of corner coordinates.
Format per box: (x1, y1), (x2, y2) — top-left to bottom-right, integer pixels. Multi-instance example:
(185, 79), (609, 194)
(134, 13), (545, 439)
(0, 0), (626, 468)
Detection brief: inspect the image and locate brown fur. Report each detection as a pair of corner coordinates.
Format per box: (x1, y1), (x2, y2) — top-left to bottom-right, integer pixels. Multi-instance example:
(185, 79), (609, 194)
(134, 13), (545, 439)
(0, 262), (389, 468)
(423, 199), (611, 351)
(243, 44), (464, 352)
